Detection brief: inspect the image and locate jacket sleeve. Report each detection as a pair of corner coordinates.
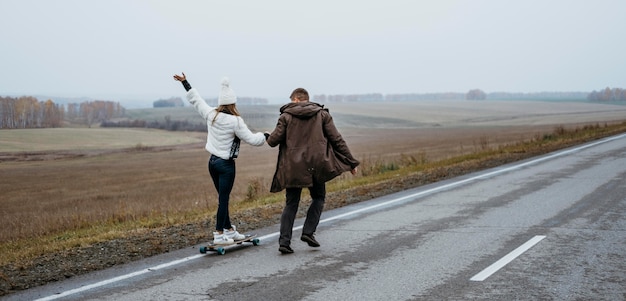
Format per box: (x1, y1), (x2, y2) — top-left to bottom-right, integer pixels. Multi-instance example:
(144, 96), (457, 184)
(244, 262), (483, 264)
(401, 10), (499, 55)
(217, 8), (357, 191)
(234, 116), (266, 146)
(185, 88), (215, 121)
(322, 111), (360, 168)
(266, 114), (288, 148)
(180, 80), (192, 91)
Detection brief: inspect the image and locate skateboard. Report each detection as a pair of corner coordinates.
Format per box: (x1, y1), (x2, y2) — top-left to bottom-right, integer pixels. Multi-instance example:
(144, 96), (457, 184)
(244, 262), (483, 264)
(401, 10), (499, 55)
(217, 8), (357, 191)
(199, 234), (260, 255)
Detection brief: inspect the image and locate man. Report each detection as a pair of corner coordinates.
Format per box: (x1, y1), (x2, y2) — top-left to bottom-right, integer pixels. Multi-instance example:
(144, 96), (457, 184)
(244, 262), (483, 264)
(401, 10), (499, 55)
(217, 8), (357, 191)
(266, 88), (359, 254)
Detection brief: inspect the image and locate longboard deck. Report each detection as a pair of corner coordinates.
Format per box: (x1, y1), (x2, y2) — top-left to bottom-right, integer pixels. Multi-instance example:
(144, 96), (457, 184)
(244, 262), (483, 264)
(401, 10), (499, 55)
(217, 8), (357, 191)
(199, 235), (260, 255)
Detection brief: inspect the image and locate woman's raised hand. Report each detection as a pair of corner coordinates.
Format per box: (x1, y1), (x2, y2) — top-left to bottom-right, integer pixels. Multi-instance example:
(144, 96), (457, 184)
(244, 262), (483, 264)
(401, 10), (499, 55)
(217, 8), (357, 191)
(173, 72), (186, 82)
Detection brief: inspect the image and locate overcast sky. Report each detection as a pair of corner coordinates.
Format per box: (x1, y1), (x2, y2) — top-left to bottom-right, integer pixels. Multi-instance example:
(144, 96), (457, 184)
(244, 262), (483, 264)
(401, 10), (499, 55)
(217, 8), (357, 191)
(1, 0), (625, 107)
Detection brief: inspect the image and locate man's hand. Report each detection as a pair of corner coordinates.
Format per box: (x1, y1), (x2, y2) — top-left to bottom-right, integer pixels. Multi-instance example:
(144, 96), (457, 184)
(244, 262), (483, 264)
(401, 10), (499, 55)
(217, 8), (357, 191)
(173, 72), (186, 82)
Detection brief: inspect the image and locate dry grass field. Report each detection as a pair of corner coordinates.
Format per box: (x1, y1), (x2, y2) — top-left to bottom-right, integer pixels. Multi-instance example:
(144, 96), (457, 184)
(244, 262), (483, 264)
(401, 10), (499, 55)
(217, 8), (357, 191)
(2, 100), (626, 243)
(2, 99), (626, 294)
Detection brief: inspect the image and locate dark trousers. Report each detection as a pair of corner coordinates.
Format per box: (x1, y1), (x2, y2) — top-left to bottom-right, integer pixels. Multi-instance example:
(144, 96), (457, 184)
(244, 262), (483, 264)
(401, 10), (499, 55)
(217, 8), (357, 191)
(208, 155), (235, 231)
(279, 181), (326, 247)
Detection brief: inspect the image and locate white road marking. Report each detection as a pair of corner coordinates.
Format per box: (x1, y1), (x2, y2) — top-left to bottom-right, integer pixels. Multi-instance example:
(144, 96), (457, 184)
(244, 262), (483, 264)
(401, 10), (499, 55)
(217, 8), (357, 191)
(470, 235), (546, 281)
(36, 133), (625, 300)
(35, 255), (204, 301)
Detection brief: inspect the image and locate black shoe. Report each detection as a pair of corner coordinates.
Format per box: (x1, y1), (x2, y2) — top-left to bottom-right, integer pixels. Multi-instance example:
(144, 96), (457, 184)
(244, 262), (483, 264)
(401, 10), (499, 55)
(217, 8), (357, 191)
(279, 245), (294, 254)
(300, 234), (320, 247)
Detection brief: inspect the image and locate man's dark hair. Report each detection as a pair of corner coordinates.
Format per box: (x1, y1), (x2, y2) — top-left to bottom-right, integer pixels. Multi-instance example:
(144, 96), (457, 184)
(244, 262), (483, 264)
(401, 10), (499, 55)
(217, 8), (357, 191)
(290, 88), (309, 101)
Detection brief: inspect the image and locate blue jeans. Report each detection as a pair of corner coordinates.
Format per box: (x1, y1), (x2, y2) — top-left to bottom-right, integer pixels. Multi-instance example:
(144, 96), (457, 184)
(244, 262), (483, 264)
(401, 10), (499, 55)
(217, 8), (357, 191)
(208, 155), (235, 231)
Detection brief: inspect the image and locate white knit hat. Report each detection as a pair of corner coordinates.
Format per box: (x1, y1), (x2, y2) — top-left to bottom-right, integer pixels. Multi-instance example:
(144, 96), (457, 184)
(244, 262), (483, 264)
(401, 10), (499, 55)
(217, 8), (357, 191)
(218, 77), (237, 105)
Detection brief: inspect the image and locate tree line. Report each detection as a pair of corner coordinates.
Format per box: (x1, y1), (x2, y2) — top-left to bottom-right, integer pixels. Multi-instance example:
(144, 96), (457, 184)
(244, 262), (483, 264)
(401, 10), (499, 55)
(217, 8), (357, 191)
(3, 87), (621, 130)
(153, 97), (184, 108)
(0, 96), (125, 129)
(0, 96), (64, 129)
(313, 90), (591, 102)
(196, 97), (269, 106)
(101, 116), (206, 132)
(152, 96), (268, 108)
(587, 87), (626, 101)
(65, 100), (126, 127)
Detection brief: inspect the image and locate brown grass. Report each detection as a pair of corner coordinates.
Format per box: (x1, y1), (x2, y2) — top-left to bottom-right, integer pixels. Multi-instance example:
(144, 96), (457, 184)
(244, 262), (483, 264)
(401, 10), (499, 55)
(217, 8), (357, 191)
(1, 100), (626, 260)
(1, 147), (214, 241)
(1, 123), (621, 243)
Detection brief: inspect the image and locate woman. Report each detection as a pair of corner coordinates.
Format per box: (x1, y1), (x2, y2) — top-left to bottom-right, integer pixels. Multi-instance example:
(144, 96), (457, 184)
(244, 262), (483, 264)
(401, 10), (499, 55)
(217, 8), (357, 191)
(173, 72), (266, 245)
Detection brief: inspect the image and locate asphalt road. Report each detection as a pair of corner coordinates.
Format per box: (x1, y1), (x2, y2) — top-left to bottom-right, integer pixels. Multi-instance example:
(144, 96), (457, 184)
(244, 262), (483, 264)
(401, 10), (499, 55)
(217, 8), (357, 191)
(10, 133), (626, 301)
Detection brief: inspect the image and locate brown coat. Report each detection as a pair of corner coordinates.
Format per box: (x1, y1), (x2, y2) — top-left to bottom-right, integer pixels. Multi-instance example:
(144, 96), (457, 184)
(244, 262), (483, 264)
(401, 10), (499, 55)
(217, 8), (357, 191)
(266, 102), (360, 192)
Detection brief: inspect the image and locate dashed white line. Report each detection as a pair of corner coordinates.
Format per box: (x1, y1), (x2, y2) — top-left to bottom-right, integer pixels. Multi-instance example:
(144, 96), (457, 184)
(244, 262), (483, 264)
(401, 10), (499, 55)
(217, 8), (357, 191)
(470, 235), (546, 281)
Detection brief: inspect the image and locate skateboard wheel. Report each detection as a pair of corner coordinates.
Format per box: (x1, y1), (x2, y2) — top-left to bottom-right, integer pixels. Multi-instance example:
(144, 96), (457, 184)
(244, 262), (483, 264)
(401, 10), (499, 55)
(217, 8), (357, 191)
(252, 238), (260, 246)
(199, 246), (207, 254)
(217, 248), (225, 255)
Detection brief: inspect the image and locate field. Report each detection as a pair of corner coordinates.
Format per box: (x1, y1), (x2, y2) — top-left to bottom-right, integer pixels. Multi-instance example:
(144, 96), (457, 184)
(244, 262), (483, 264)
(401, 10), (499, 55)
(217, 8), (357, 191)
(2, 99), (626, 294)
(2, 100), (626, 243)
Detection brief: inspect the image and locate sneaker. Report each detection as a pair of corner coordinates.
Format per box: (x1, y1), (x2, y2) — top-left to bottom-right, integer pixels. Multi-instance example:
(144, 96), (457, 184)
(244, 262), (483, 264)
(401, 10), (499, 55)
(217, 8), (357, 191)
(300, 233), (320, 247)
(213, 232), (234, 245)
(279, 245), (294, 254)
(224, 226), (246, 241)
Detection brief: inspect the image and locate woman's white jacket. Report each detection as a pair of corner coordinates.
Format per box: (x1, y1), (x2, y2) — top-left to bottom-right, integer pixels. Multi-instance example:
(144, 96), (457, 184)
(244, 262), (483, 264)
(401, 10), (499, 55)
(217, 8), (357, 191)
(186, 88), (265, 159)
